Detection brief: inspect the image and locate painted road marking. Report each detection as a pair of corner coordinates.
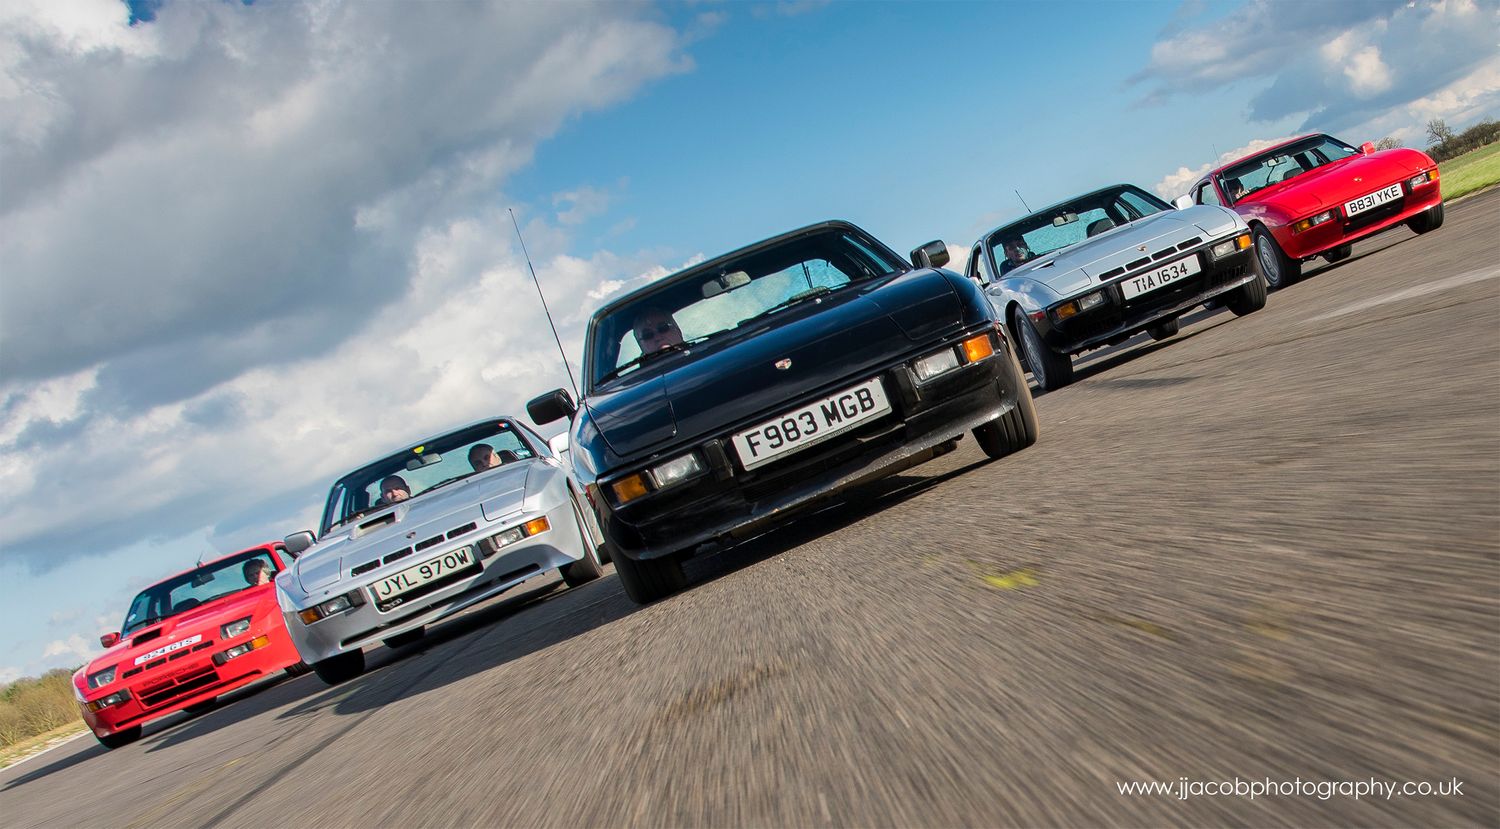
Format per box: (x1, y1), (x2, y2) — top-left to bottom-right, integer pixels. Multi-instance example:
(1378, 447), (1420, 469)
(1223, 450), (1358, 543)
(1304, 266), (1500, 323)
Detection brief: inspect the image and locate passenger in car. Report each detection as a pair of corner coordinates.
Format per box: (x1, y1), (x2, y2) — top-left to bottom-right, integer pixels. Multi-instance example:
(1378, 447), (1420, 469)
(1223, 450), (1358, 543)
(243, 559), (274, 586)
(633, 308), (685, 354)
(469, 444), (501, 472)
(377, 475), (411, 505)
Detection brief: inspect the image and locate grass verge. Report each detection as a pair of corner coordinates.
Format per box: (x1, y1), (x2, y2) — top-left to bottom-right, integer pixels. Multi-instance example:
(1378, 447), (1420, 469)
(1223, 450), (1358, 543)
(1442, 141), (1500, 200)
(0, 721), (88, 770)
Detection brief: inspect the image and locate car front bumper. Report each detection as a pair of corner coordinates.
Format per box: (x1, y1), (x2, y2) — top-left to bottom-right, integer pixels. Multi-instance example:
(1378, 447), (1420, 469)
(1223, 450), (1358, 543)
(1279, 179), (1442, 260)
(595, 325), (1029, 561)
(1033, 245), (1257, 354)
(79, 626), (300, 738)
(281, 499), (587, 663)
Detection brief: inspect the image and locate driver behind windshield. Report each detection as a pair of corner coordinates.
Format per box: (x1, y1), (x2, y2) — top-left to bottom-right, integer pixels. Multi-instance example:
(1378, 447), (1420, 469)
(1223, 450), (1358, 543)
(243, 559), (273, 587)
(1000, 238), (1034, 275)
(633, 308), (684, 354)
(377, 475), (411, 505)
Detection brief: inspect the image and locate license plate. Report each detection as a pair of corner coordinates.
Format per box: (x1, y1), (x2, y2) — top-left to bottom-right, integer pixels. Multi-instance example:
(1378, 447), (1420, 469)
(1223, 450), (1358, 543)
(134, 634), (202, 665)
(1119, 255), (1202, 299)
(1344, 183), (1402, 217)
(730, 376), (891, 471)
(371, 546), (476, 607)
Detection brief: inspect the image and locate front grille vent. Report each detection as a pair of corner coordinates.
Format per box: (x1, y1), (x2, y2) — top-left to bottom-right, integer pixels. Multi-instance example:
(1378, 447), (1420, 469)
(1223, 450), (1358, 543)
(351, 560), (379, 577)
(384, 547), (413, 565)
(414, 534), (444, 552)
(447, 523), (477, 539)
(1175, 237), (1202, 250)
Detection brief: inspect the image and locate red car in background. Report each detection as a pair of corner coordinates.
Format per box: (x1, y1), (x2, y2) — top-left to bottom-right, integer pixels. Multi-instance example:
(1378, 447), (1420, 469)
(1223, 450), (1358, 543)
(1183, 133), (1443, 289)
(74, 544), (306, 749)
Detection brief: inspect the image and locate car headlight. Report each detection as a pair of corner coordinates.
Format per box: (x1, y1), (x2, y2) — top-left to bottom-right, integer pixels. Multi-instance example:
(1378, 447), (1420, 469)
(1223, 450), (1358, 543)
(608, 453), (704, 505)
(87, 666), (117, 690)
(297, 590), (366, 625)
(913, 348), (960, 381)
(1407, 170), (1436, 189)
(1053, 291), (1106, 321)
(477, 517), (551, 558)
(1291, 211), (1336, 233)
(86, 689), (131, 711)
(220, 617), (253, 640)
(1210, 233), (1253, 259)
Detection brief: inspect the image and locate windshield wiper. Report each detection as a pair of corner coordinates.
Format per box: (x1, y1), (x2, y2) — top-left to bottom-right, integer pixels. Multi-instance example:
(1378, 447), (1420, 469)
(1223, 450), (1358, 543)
(596, 341), (691, 384)
(738, 286), (834, 328)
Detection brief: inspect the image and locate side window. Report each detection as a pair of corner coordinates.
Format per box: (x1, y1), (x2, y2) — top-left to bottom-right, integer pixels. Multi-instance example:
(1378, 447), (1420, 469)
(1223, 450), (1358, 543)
(1196, 182), (1222, 206)
(1118, 190), (1165, 219)
(966, 245), (984, 282)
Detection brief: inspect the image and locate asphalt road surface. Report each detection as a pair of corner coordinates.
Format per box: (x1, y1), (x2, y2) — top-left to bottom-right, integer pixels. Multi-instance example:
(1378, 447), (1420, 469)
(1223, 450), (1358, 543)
(5, 191), (1497, 828)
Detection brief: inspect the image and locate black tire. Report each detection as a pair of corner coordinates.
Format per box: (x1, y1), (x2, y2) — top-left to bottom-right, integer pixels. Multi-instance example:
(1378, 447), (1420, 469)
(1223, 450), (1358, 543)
(285, 661), (311, 678)
(1147, 317), (1180, 341)
(560, 505), (604, 587)
(1253, 226), (1300, 290)
(312, 650), (365, 685)
(1223, 271), (1268, 317)
(610, 543), (686, 605)
(382, 627), (424, 650)
(1408, 203), (1444, 234)
(972, 346), (1039, 460)
(1323, 244), (1352, 264)
(96, 726), (142, 750)
(1010, 307), (1073, 391)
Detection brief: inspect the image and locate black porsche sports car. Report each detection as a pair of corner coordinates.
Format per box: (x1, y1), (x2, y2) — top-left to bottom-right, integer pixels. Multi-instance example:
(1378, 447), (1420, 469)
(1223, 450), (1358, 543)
(528, 221), (1038, 603)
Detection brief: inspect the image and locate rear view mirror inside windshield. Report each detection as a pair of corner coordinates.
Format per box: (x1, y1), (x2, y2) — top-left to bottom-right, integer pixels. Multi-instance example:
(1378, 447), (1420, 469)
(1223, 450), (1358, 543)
(1051, 212), (1079, 226)
(405, 452), (443, 471)
(703, 270), (751, 298)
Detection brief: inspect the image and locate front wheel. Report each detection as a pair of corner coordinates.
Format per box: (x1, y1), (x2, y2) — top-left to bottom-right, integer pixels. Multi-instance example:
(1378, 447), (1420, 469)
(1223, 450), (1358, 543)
(1010, 307), (1074, 391)
(560, 504), (605, 587)
(1223, 271), (1268, 317)
(611, 543), (686, 605)
(1408, 203), (1444, 234)
(1253, 227), (1300, 290)
(312, 650), (365, 686)
(1147, 317), (1180, 341)
(973, 345), (1039, 460)
(96, 726), (142, 750)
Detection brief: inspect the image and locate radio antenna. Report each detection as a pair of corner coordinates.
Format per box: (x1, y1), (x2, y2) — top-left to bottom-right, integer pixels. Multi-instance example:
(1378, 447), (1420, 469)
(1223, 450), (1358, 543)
(1015, 189), (1032, 213)
(508, 208), (579, 399)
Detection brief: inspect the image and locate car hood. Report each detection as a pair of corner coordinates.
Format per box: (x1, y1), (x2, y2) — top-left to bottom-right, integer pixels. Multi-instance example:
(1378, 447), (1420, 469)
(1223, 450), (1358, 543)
(586, 269), (963, 459)
(1242, 151), (1430, 215)
(1007, 205), (1240, 291)
(293, 461), (534, 593)
(85, 587), (277, 678)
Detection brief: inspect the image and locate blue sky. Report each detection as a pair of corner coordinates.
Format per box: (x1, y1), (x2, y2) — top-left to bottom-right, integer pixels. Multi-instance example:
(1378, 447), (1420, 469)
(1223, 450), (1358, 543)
(2, 0), (1497, 681)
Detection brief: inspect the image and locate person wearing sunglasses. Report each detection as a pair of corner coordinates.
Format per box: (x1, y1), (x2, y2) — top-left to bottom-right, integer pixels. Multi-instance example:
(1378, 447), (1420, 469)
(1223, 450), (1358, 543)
(632, 308), (684, 354)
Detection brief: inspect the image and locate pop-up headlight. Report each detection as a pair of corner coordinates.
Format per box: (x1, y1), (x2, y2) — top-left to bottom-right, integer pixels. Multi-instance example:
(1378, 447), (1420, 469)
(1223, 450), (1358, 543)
(87, 666), (118, 690)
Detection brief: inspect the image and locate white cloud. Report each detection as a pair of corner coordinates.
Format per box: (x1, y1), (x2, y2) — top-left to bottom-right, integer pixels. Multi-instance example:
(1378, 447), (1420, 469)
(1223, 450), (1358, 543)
(0, 3), (696, 571)
(41, 634), (94, 663)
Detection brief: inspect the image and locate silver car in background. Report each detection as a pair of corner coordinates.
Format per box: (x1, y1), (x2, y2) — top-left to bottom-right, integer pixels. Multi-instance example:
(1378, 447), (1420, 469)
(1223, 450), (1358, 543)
(948, 183), (1267, 390)
(277, 417), (604, 685)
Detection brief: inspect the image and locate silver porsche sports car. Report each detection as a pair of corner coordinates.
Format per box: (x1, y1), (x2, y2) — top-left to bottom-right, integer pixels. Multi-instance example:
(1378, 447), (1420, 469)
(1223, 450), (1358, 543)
(950, 183), (1267, 390)
(277, 417), (604, 685)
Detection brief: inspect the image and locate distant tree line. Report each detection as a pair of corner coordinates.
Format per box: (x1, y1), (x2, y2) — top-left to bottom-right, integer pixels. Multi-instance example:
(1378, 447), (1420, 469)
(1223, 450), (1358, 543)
(0, 669), (82, 747)
(1424, 117), (1500, 162)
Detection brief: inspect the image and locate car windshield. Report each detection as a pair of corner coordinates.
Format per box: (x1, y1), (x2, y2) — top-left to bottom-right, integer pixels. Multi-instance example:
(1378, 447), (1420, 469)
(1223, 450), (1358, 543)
(985, 185), (1170, 272)
(321, 420), (536, 533)
(1218, 135), (1358, 204)
(121, 549), (280, 636)
(586, 228), (905, 389)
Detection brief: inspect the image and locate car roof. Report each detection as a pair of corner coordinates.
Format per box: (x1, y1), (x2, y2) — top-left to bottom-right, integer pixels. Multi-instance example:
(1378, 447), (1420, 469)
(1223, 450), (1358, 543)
(977, 183), (1145, 243)
(591, 219), (879, 319)
(1208, 133), (1324, 176)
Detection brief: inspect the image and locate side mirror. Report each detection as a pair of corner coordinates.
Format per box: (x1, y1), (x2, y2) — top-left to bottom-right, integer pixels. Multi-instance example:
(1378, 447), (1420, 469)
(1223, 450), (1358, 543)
(1360, 141), (1376, 155)
(1173, 194), (1194, 210)
(284, 530), (316, 555)
(527, 388), (576, 425)
(909, 240), (949, 269)
(100, 632), (120, 648)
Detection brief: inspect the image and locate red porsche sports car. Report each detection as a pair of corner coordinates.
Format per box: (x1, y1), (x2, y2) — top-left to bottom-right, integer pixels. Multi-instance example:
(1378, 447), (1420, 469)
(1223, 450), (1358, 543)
(73, 543), (306, 749)
(1184, 133), (1442, 289)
